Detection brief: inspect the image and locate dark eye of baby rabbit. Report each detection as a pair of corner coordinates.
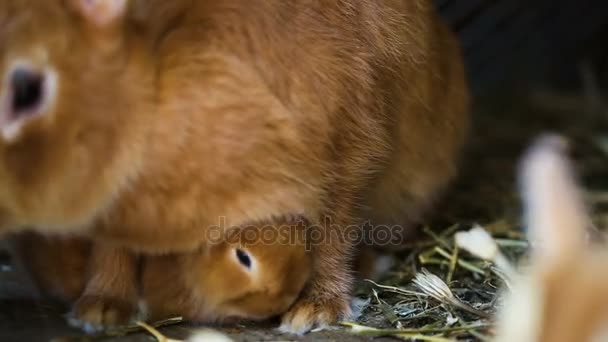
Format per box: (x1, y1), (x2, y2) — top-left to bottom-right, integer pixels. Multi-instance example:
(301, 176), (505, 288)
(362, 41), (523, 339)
(10, 68), (44, 116)
(235, 249), (252, 269)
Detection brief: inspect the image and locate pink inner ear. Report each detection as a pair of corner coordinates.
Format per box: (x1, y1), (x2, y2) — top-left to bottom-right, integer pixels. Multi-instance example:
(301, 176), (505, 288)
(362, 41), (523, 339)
(76, 0), (128, 27)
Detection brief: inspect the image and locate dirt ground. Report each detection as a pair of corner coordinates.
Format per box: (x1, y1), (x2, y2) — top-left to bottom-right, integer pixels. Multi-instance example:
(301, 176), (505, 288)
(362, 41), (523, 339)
(2, 87), (608, 341)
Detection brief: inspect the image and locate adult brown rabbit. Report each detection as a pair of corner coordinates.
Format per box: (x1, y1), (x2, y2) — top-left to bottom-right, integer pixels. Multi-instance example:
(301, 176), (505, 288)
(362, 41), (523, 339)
(0, 0), (469, 333)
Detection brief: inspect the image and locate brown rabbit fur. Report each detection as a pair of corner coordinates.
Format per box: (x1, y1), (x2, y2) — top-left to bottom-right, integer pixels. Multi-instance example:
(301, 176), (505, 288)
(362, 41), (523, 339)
(142, 218), (312, 324)
(494, 135), (608, 342)
(9, 232), (91, 302)
(11, 218), (311, 327)
(0, 0), (469, 333)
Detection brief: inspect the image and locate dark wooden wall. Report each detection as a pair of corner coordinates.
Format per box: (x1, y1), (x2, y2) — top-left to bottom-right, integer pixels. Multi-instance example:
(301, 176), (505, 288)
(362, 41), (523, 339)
(436, 0), (608, 94)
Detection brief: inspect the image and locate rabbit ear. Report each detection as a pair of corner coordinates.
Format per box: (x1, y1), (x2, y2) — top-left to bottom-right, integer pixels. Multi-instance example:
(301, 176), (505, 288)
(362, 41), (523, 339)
(519, 134), (590, 264)
(69, 0), (128, 28)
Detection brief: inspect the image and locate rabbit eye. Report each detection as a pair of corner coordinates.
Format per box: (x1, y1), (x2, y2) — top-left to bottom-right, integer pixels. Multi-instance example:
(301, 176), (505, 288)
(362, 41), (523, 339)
(235, 248), (252, 269)
(10, 68), (44, 116)
(0, 61), (58, 142)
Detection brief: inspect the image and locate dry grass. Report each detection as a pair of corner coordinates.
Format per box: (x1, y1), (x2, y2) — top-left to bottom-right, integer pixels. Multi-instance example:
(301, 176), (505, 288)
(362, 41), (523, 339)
(344, 84), (608, 341)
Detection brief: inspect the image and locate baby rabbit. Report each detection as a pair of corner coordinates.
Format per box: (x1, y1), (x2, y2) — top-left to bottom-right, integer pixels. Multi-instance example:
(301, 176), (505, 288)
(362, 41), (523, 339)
(494, 135), (608, 342)
(0, 0), (468, 333)
(142, 218), (311, 324)
(10, 217), (311, 330)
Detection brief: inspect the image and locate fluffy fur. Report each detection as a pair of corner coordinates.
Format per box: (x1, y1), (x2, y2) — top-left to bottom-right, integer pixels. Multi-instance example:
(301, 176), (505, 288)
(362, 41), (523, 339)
(495, 135), (608, 342)
(0, 0), (469, 332)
